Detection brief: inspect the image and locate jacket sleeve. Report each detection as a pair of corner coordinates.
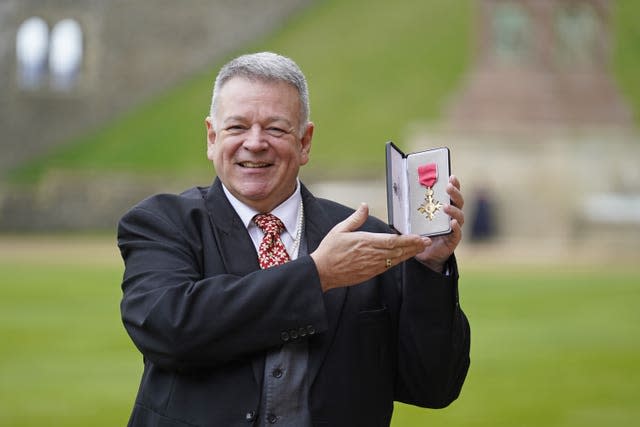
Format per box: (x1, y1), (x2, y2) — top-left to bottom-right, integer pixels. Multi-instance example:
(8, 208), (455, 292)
(394, 256), (471, 408)
(118, 204), (328, 372)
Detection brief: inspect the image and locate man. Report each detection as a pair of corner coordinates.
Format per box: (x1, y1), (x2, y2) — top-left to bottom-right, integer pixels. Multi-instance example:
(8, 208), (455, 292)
(118, 52), (470, 427)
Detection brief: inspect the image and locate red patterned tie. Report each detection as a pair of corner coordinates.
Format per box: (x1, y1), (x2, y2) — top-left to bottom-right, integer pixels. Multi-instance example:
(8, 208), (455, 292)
(254, 213), (291, 269)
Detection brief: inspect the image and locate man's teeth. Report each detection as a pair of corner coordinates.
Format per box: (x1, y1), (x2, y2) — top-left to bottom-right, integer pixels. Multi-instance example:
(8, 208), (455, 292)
(240, 162), (269, 168)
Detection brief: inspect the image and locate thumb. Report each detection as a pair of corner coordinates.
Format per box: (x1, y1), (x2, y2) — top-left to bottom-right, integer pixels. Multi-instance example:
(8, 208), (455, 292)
(334, 203), (369, 233)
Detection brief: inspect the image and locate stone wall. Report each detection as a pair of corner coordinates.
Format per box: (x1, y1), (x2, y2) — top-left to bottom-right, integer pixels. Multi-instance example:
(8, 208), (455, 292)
(0, 0), (313, 174)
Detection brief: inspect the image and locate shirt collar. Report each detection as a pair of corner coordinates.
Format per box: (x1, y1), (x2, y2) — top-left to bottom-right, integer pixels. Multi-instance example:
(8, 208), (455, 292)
(221, 180), (302, 234)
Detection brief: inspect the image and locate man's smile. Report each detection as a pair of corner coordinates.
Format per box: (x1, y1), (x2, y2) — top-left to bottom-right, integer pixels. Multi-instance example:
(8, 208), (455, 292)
(237, 161), (272, 168)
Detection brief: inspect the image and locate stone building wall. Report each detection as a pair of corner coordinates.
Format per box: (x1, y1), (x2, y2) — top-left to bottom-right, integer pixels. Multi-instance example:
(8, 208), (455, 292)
(0, 0), (313, 174)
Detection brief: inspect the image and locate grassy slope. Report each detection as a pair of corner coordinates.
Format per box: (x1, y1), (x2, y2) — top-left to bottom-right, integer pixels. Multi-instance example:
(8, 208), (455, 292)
(0, 245), (638, 426)
(613, 0), (640, 124)
(9, 0), (472, 183)
(8, 0), (639, 183)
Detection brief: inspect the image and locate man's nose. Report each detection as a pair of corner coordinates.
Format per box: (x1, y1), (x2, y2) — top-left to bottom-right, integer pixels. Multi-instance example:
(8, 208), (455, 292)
(242, 125), (268, 151)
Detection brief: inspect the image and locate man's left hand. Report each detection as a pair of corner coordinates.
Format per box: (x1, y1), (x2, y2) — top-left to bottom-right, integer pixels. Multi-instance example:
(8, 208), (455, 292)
(415, 175), (464, 273)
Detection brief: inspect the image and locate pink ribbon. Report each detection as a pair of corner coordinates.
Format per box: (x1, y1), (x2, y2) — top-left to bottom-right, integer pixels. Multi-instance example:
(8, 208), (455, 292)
(418, 163), (438, 188)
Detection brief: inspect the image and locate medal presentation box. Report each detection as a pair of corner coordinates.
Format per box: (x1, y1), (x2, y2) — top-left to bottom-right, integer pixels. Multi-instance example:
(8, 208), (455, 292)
(385, 142), (451, 237)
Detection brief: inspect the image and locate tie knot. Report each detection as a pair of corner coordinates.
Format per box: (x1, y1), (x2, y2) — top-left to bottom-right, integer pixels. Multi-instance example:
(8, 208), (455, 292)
(253, 213), (285, 235)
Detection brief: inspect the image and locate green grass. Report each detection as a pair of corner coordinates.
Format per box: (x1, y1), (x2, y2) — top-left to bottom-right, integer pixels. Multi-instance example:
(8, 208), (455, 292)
(1, 240), (638, 426)
(0, 261), (139, 427)
(613, 0), (640, 124)
(392, 266), (640, 427)
(10, 0), (640, 184)
(8, 0), (473, 183)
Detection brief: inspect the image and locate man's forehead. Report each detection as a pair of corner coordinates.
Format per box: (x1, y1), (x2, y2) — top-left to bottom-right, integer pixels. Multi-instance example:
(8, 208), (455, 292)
(216, 78), (302, 120)
(219, 75), (298, 94)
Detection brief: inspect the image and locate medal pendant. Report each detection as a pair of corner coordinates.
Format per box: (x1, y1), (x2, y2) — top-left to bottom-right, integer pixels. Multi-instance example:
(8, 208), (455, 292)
(417, 187), (442, 221)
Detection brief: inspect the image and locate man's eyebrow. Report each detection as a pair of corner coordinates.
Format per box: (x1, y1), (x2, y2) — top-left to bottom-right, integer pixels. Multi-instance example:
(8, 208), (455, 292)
(223, 115), (295, 128)
(223, 116), (247, 123)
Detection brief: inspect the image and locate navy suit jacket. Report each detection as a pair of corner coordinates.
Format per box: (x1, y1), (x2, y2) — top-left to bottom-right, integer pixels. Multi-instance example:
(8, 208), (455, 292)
(118, 178), (470, 426)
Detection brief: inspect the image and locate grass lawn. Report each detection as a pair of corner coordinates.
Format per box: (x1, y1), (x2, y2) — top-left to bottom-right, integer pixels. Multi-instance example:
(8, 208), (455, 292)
(392, 265), (640, 427)
(0, 237), (638, 426)
(0, 239), (138, 427)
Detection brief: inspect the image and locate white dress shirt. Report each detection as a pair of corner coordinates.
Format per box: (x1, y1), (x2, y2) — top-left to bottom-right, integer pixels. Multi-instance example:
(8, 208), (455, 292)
(222, 180), (303, 260)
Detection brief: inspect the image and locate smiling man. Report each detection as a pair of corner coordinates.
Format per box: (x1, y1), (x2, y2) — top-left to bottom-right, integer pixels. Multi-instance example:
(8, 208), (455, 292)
(205, 76), (313, 214)
(118, 52), (470, 427)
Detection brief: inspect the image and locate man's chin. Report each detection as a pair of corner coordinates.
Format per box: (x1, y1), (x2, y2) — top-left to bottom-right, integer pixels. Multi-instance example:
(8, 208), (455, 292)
(234, 184), (273, 204)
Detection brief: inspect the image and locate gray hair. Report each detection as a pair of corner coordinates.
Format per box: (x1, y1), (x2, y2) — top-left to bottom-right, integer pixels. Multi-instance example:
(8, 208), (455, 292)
(209, 52), (310, 135)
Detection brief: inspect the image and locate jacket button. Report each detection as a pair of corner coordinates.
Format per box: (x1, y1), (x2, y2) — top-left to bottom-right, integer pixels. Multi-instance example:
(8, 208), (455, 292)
(245, 410), (256, 422)
(272, 367), (283, 378)
(306, 325), (315, 335)
(290, 329), (298, 339)
(280, 331), (290, 342)
(298, 327), (307, 337)
(267, 413), (278, 424)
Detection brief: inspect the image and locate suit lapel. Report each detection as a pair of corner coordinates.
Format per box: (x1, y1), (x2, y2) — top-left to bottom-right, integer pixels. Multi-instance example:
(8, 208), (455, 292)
(204, 179), (265, 383)
(300, 185), (348, 384)
(204, 178), (261, 276)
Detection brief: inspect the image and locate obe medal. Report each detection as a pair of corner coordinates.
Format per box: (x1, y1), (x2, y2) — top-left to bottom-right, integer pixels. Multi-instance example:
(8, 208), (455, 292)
(417, 163), (442, 221)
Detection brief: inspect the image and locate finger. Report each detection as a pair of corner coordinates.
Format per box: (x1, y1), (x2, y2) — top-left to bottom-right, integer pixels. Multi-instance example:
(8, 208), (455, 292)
(449, 174), (461, 190)
(370, 233), (425, 252)
(393, 236), (431, 259)
(388, 244), (414, 260)
(446, 181), (464, 210)
(333, 203), (369, 233)
(396, 238), (430, 260)
(449, 218), (463, 243)
(386, 238), (431, 269)
(399, 235), (431, 254)
(444, 204), (465, 227)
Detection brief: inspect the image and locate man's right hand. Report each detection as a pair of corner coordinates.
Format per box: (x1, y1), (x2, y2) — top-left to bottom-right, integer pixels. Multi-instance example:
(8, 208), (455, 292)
(310, 203), (430, 292)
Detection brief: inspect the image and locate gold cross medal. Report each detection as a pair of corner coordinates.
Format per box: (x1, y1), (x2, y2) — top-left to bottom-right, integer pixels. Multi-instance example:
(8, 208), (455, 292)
(417, 163), (442, 221)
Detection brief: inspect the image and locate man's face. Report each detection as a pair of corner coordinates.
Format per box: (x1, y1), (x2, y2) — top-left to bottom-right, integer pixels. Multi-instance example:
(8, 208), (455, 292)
(206, 77), (313, 213)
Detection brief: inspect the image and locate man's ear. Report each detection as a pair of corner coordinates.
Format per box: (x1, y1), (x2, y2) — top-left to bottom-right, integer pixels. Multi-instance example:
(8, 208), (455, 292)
(299, 122), (314, 166)
(205, 117), (217, 160)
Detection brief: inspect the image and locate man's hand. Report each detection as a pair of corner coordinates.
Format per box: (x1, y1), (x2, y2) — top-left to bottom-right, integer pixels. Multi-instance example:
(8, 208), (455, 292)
(310, 203), (430, 292)
(415, 175), (465, 273)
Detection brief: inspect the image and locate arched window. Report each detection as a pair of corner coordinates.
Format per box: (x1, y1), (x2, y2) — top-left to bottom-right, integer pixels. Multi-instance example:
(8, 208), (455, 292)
(49, 19), (84, 91)
(16, 17), (49, 90)
(555, 2), (601, 67)
(491, 2), (532, 66)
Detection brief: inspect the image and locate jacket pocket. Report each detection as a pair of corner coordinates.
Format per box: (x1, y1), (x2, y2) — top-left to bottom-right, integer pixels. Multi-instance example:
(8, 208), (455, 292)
(357, 305), (390, 366)
(128, 403), (198, 427)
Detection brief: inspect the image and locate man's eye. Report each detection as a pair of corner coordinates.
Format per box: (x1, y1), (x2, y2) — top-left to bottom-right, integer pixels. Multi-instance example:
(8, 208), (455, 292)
(226, 125), (246, 132)
(267, 127), (286, 136)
